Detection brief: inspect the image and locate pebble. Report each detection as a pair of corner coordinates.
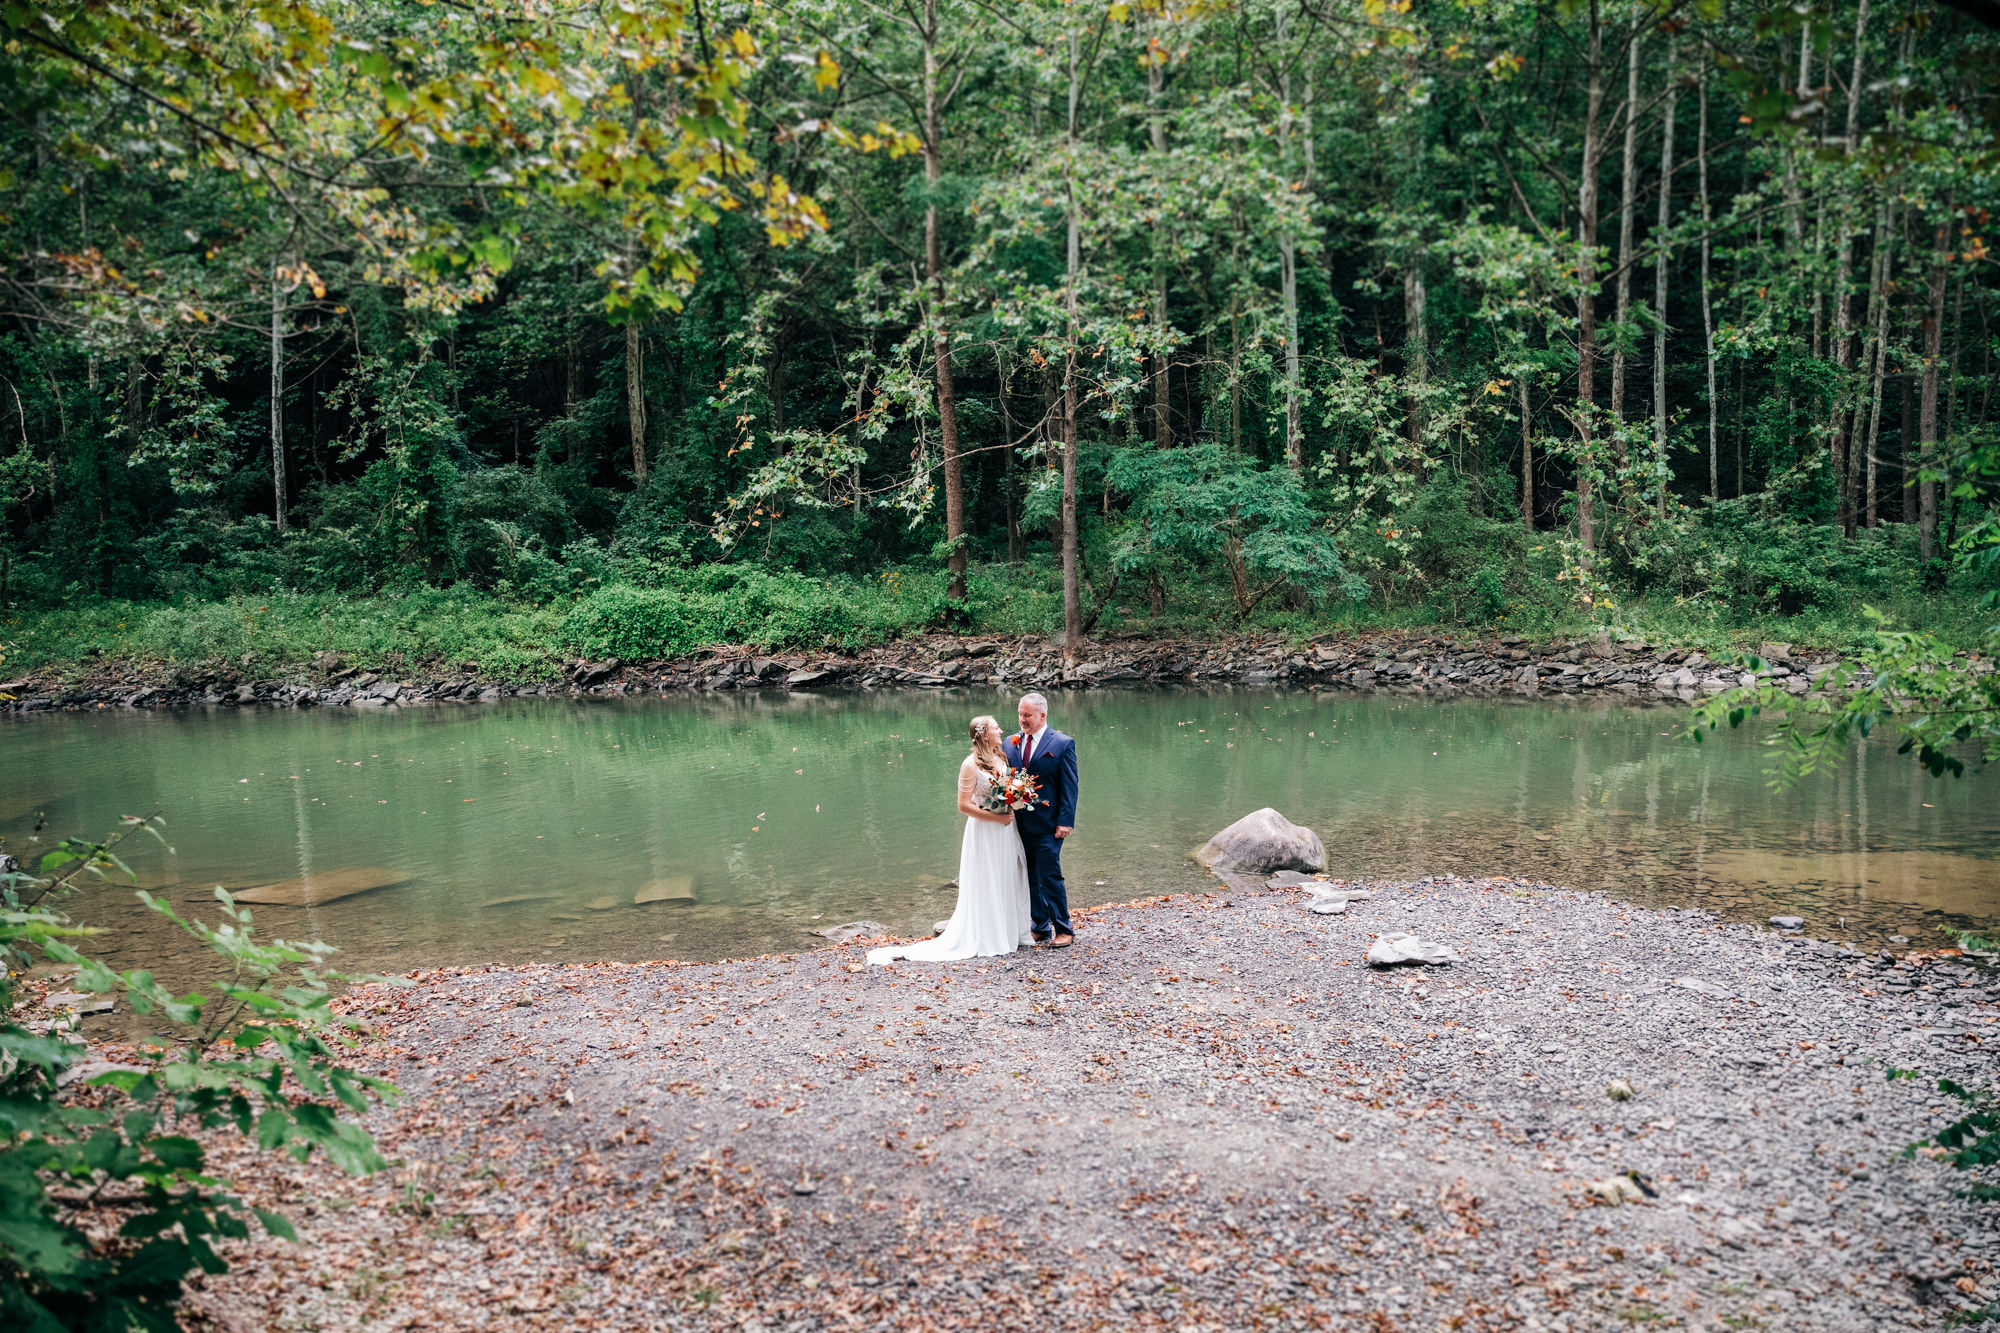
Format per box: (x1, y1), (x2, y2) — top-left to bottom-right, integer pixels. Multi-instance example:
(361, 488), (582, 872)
(321, 873), (1998, 1333)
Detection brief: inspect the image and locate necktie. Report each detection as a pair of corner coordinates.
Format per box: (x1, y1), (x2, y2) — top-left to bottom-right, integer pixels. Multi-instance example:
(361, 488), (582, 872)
(1024, 731), (1037, 766)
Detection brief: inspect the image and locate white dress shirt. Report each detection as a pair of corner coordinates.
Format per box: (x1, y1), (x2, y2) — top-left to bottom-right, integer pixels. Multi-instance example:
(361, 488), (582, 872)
(1021, 724), (1049, 765)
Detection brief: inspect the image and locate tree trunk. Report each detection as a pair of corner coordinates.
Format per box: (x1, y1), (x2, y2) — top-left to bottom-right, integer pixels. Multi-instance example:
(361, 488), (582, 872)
(1223, 534), (1251, 619)
(1980, 286), (1994, 430)
(1279, 238), (1301, 471)
(1610, 31), (1640, 430)
(1831, 221), (1858, 534)
(1149, 29), (1172, 450)
(626, 318), (647, 485)
(1043, 365), (1062, 564)
(998, 349), (1022, 561)
(270, 259), (288, 533)
(1229, 294), (1243, 452)
(1520, 374), (1535, 530)
(1900, 370), (1916, 523)
(1830, 0), (1870, 537)
(1947, 274), (1964, 451)
(1918, 218), (1947, 563)
(1783, 35), (1809, 252)
(923, 0), (967, 606)
(1698, 66), (1718, 502)
(1062, 29), (1083, 665)
(1736, 360), (1746, 497)
(1276, 4), (1304, 472)
(1574, 0), (1605, 552)
(1860, 201), (1893, 530)
(123, 355), (142, 465)
(1404, 265), (1427, 450)
(1651, 54), (1676, 518)
(767, 341), (788, 436)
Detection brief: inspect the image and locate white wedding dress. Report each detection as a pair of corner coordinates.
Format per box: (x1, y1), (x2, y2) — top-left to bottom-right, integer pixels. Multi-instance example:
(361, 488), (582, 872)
(867, 758), (1033, 965)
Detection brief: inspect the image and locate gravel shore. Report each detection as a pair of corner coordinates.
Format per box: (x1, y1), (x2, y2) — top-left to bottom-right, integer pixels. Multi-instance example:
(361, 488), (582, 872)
(180, 875), (1998, 1332)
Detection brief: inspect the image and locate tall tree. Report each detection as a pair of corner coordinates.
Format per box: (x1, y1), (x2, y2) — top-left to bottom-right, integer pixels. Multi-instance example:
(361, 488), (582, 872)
(270, 257), (289, 532)
(921, 0), (968, 607)
(1859, 201), (1896, 529)
(1830, 0), (1872, 536)
(1610, 30), (1642, 432)
(1573, 0), (1608, 554)
(1651, 51), (1677, 518)
(1697, 64), (1719, 501)
(1062, 24), (1084, 662)
(1920, 213), (1949, 562)
(626, 318), (648, 485)
(1147, 16), (1174, 450)
(1275, 1), (1307, 474)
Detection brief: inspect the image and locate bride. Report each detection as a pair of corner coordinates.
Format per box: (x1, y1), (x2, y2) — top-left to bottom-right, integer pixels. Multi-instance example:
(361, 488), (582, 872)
(867, 715), (1032, 965)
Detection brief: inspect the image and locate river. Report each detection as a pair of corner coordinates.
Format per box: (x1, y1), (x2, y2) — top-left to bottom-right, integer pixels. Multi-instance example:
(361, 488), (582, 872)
(5, 688), (1996, 982)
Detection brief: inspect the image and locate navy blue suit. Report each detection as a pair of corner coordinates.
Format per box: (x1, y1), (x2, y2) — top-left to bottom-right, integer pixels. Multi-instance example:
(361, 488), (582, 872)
(1004, 728), (1077, 937)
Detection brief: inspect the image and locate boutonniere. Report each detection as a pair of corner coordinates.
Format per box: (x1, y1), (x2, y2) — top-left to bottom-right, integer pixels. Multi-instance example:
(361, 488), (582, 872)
(1009, 734), (1023, 746)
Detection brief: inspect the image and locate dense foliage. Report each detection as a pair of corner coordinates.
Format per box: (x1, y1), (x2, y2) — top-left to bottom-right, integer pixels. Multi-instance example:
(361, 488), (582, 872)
(0, 0), (1996, 663)
(0, 817), (397, 1332)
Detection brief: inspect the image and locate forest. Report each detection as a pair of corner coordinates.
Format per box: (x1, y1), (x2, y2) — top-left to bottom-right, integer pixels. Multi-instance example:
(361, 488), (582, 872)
(2, 0), (1997, 671)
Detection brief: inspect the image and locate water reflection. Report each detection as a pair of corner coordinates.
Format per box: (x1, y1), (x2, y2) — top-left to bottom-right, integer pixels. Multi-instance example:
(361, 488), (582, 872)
(2, 687), (1994, 984)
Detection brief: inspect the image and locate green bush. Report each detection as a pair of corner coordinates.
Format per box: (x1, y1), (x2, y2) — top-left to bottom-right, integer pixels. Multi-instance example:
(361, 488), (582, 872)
(1, 817), (397, 1332)
(4, 590), (571, 679)
(555, 563), (975, 661)
(1616, 502), (1916, 617)
(560, 584), (704, 660)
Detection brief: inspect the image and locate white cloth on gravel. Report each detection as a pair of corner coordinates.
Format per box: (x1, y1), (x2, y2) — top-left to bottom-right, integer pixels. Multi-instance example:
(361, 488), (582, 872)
(1366, 931), (1460, 966)
(868, 760), (1032, 965)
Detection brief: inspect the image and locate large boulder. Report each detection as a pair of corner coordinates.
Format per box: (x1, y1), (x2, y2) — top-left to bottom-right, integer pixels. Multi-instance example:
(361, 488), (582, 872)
(1195, 808), (1326, 875)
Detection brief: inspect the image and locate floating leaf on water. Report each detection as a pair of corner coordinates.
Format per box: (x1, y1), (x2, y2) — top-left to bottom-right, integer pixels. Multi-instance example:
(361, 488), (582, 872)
(479, 894), (543, 909)
(634, 877), (696, 905)
(585, 895), (622, 911)
(231, 867), (412, 907)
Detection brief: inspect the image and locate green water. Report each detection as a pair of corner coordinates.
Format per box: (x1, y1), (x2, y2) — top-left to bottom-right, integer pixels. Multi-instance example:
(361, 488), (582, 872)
(5, 688), (1996, 980)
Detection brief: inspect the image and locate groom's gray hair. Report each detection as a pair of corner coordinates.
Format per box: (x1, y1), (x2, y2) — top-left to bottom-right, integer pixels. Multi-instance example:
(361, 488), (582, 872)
(1018, 691), (1049, 713)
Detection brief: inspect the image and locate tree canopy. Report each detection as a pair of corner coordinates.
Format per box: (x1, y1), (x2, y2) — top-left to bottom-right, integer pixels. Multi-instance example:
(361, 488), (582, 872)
(1, 0), (1996, 662)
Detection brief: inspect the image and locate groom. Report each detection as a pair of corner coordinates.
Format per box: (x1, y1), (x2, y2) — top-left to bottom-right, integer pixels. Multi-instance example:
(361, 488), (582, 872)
(1005, 692), (1077, 949)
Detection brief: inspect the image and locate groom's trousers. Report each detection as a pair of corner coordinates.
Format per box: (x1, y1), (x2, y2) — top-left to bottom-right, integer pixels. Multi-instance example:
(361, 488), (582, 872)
(1019, 828), (1072, 937)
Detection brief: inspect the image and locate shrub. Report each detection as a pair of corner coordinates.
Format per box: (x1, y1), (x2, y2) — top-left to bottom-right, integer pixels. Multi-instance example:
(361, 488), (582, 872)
(1616, 502), (1915, 616)
(0, 816), (397, 1332)
(560, 584), (704, 660)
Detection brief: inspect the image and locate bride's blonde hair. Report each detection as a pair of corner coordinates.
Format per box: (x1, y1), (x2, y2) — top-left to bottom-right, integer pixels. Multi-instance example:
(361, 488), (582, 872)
(968, 715), (1005, 769)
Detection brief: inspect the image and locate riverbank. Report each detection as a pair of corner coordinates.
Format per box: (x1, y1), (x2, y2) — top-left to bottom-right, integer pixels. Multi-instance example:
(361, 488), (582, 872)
(0, 628), (1878, 714)
(150, 874), (1995, 1332)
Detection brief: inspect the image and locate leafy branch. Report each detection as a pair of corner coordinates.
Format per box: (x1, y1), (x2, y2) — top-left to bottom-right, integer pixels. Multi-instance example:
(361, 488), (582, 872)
(1, 815), (402, 1331)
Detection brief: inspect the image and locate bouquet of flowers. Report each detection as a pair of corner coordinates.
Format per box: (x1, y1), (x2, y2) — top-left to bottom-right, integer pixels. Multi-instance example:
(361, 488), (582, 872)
(978, 767), (1041, 815)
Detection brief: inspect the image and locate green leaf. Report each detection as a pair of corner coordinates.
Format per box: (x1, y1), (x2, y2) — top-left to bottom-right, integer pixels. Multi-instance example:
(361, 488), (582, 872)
(0, 1029), (80, 1072)
(255, 1107), (291, 1151)
(147, 1136), (204, 1172)
(254, 1208), (298, 1242)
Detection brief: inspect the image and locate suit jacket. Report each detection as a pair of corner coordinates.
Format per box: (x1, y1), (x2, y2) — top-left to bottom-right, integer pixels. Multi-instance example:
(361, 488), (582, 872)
(1004, 729), (1077, 833)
